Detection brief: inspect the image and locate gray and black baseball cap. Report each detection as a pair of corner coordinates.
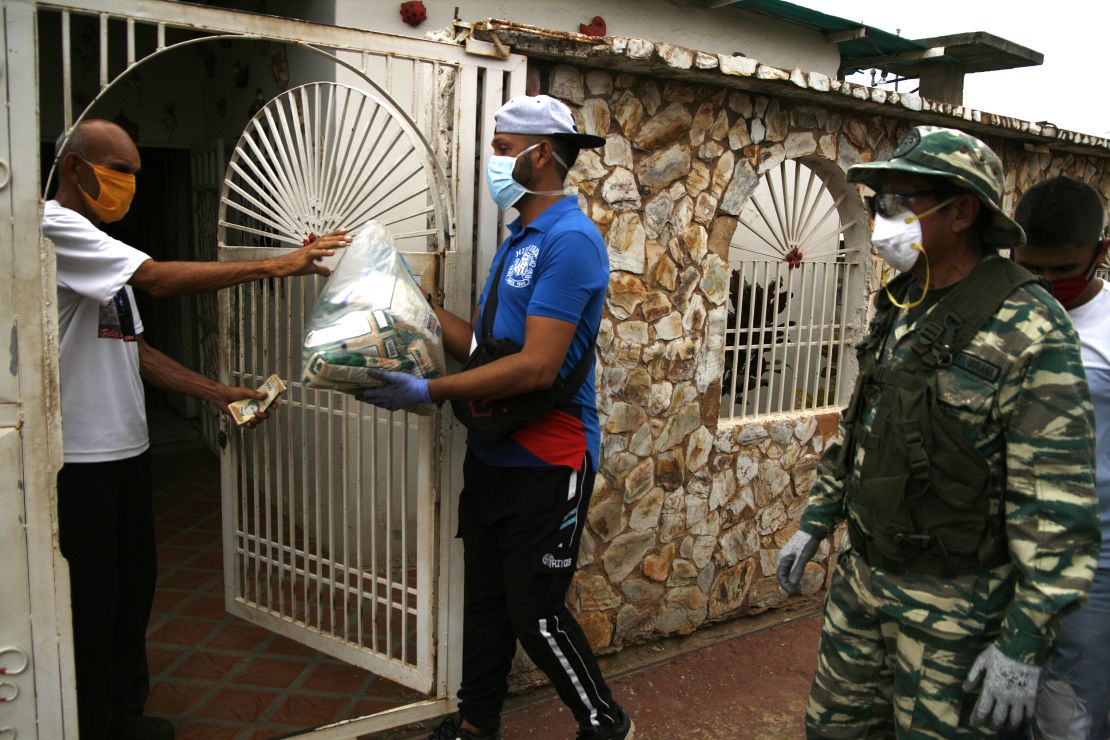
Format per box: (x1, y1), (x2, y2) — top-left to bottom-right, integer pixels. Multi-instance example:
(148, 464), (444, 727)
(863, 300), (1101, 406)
(493, 94), (605, 149)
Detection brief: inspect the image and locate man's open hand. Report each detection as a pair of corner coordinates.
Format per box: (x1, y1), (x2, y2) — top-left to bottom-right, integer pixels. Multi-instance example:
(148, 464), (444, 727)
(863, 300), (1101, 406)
(272, 229), (351, 278)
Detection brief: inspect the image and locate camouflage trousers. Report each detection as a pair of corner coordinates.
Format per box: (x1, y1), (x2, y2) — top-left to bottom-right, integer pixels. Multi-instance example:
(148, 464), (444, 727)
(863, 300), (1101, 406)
(807, 548), (1009, 739)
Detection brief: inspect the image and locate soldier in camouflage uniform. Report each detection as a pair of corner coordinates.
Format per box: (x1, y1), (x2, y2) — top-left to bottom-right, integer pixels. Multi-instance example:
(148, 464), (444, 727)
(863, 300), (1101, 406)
(775, 126), (1100, 738)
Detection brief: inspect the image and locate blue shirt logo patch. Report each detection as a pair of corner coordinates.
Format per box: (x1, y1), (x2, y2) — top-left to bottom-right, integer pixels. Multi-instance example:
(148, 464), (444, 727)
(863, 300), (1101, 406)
(506, 244), (540, 288)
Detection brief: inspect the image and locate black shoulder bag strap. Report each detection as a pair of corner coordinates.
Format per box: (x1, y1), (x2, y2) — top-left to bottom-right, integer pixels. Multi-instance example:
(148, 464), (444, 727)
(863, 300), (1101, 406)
(480, 248), (598, 405)
(902, 255), (1041, 373)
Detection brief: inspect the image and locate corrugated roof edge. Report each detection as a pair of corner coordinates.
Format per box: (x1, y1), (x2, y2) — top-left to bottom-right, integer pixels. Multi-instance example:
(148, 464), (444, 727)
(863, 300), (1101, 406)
(464, 20), (1108, 158)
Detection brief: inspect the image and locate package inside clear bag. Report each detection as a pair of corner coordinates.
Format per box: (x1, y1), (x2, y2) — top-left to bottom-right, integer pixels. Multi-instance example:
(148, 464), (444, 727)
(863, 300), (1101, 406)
(301, 222), (444, 415)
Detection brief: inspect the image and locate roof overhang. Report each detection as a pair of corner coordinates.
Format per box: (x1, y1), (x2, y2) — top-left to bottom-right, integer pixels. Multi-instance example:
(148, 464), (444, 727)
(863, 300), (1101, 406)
(455, 19), (1107, 157)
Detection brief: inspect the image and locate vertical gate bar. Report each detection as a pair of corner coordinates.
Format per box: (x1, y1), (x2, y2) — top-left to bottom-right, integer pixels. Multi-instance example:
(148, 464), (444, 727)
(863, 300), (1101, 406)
(817, 262), (833, 407)
(98, 13), (108, 90)
(750, 261), (768, 414)
(834, 262), (852, 405)
(327, 388), (336, 636)
(285, 277), (296, 619)
(309, 84), (322, 228)
(299, 278), (310, 621)
(737, 261), (752, 416)
(411, 58), (421, 135)
(250, 284), (262, 603)
(313, 350), (323, 629)
(155, 22), (165, 50)
(753, 262), (767, 414)
(275, 278), (286, 617)
(355, 392), (364, 648)
(454, 65), (479, 267)
(804, 262), (819, 406)
(819, 262), (836, 407)
(125, 18), (135, 67)
(369, 406), (379, 651)
(261, 279), (273, 611)
(61, 11), (72, 130)
(237, 284), (249, 602)
(400, 414), (410, 663)
(341, 393), (350, 641)
(777, 261), (795, 413)
(415, 409), (434, 676)
(385, 410), (395, 659)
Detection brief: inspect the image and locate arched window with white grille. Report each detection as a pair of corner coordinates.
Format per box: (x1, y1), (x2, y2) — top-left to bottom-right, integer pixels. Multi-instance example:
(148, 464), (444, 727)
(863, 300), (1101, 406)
(721, 157), (870, 420)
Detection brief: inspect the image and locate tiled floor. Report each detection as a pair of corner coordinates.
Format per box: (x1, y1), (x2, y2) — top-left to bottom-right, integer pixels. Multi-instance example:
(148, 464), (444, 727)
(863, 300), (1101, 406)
(146, 439), (423, 739)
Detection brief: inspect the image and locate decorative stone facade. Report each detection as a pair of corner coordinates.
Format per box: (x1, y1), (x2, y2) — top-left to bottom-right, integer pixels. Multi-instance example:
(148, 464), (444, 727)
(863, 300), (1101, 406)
(477, 29), (1110, 667)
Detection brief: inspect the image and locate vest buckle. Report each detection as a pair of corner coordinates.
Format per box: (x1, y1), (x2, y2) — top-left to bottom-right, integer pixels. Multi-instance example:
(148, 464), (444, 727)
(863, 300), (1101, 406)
(893, 532), (935, 548)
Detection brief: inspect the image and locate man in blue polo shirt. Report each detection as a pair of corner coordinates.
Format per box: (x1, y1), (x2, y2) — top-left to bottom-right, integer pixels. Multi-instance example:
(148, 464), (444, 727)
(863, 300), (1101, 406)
(357, 95), (632, 740)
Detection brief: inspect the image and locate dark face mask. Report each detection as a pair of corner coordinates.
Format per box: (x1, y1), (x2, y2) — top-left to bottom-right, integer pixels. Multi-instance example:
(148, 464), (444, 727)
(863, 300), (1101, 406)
(1049, 248), (1100, 306)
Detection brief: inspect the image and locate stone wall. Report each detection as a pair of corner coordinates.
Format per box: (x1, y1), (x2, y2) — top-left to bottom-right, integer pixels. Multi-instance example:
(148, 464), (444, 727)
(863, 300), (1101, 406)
(534, 62), (1110, 656)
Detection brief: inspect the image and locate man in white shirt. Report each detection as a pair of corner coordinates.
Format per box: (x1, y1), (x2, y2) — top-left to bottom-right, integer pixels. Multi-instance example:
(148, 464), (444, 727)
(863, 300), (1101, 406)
(1013, 176), (1109, 740)
(43, 118), (349, 740)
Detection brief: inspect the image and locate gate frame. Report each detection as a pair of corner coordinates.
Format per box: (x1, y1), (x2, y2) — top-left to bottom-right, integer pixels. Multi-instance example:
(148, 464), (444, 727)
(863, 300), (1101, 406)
(11, 0), (527, 735)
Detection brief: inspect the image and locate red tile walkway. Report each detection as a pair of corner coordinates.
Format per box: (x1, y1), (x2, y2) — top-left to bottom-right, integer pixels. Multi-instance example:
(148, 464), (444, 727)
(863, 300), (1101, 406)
(146, 442), (423, 739)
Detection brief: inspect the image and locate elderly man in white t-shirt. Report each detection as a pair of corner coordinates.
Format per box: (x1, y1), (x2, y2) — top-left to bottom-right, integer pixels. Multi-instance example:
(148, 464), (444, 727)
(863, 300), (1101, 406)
(1013, 176), (1110, 740)
(42, 118), (349, 740)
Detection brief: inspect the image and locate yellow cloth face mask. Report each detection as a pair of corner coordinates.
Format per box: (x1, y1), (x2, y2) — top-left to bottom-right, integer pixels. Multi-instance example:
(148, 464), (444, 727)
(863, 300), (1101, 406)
(79, 161), (136, 223)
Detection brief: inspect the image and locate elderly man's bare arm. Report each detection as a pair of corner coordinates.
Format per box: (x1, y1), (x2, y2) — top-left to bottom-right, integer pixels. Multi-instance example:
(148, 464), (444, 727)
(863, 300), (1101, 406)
(129, 229), (350, 298)
(137, 336), (271, 428)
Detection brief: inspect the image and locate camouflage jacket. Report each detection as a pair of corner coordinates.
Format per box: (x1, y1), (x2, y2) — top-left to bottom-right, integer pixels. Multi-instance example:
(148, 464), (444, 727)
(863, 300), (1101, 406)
(800, 272), (1099, 664)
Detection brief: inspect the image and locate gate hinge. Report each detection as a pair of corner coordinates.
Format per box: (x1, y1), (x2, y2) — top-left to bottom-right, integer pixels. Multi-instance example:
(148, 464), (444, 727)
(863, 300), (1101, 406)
(461, 22), (511, 59)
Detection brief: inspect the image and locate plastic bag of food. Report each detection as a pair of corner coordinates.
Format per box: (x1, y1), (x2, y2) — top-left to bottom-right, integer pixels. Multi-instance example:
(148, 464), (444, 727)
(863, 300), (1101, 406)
(301, 221), (444, 415)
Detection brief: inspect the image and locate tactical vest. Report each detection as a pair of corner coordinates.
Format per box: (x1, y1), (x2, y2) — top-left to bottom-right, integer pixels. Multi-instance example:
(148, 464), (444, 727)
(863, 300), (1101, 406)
(836, 255), (1042, 576)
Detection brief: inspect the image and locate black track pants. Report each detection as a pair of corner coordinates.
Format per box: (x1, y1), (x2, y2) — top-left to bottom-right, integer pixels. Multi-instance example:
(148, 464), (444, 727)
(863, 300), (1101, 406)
(456, 451), (618, 733)
(57, 451), (156, 740)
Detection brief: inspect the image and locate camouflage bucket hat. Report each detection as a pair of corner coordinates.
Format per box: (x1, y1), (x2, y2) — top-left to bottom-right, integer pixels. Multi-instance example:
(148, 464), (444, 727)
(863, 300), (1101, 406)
(847, 125), (1025, 246)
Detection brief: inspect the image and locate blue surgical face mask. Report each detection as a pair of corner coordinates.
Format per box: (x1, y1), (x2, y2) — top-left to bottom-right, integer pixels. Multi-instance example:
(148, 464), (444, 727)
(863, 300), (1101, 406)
(486, 143), (568, 210)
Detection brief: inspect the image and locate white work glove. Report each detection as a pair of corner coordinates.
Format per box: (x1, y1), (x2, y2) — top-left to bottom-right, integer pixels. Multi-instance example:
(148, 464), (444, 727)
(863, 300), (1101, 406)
(776, 530), (820, 596)
(962, 643), (1041, 730)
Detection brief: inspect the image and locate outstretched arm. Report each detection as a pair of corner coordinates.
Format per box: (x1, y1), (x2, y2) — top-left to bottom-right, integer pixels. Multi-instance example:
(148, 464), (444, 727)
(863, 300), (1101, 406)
(137, 336), (270, 428)
(129, 229), (350, 298)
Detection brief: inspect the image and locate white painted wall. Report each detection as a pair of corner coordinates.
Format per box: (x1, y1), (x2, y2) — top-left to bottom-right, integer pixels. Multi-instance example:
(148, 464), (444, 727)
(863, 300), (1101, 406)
(330, 0), (840, 76)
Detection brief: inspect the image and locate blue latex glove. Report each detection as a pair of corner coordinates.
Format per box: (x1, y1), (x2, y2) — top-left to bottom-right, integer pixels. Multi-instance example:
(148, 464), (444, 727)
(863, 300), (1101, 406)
(353, 369), (431, 411)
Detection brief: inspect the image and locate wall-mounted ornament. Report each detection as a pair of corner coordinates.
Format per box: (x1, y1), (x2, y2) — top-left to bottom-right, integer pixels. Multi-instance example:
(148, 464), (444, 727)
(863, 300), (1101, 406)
(579, 16), (606, 36)
(400, 1), (427, 26)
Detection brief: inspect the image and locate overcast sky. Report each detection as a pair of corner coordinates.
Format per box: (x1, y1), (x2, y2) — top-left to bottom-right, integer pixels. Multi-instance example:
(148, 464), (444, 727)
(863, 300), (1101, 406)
(798, 0), (1108, 137)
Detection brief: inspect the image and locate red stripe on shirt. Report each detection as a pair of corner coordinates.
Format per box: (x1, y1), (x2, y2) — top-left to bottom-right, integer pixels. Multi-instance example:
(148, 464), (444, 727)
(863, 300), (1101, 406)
(510, 408), (587, 468)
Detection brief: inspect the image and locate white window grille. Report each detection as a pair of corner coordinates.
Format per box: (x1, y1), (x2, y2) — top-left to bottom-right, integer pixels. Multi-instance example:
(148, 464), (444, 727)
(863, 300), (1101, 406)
(721, 159), (864, 420)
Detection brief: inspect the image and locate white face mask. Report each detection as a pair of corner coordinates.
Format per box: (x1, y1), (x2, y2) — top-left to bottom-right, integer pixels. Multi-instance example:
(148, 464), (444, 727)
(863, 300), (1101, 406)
(871, 211), (925, 273)
(869, 196), (955, 309)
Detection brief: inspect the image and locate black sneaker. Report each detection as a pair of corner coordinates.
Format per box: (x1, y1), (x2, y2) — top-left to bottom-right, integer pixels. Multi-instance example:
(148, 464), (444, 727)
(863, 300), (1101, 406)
(428, 713), (502, 740)
(577, 705), (634, 740)
(108, 713), (175, 740)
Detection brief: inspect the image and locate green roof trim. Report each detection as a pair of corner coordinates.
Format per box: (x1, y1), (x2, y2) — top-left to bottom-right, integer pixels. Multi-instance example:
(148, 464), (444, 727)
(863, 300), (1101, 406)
(730, 0), (931, 71)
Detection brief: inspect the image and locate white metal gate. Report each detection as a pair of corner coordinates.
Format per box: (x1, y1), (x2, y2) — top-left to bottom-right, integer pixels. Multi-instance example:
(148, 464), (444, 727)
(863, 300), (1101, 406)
(21, 0), (526, 735)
